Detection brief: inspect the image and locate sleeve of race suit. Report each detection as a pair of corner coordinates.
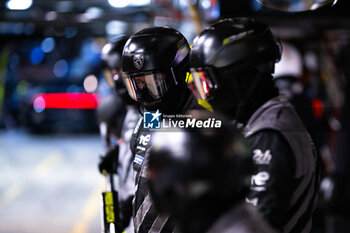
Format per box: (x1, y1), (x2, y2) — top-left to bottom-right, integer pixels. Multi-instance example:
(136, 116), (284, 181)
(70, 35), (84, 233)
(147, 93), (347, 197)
(246, 129), (296, 232)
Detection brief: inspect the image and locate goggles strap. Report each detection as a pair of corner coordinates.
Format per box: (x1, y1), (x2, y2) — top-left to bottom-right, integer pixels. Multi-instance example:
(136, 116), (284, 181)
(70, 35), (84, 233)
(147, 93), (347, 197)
(170, 67), (178, 85)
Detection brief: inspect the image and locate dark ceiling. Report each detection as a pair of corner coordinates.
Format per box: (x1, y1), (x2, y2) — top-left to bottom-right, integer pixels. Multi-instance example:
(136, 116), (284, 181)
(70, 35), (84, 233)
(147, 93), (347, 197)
(0, 0), (187, 37)
(0, 0), (189, 24)
(1, 0), (350, 38)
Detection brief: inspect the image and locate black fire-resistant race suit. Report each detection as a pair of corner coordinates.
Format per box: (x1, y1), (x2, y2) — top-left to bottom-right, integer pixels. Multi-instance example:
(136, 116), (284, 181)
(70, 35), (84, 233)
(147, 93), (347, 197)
(243, 94), (320, 233)
(130, 89), (202, 233)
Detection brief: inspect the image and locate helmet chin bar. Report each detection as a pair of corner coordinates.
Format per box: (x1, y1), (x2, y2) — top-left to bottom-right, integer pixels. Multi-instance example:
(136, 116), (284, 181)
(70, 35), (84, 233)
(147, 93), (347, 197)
(226, 69), (267, 124)
(142, 98), (162, 107)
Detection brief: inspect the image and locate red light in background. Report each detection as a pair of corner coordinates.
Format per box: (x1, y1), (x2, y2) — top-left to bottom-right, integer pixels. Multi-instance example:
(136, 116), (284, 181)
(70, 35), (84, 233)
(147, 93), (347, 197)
(312, 98), (324, 119)
(33, 93), (99, 110)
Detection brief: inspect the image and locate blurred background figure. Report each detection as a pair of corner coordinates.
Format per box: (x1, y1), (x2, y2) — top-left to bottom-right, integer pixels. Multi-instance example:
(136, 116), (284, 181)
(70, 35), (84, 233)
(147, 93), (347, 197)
(274, 42), (331, 161)
(97, 35), (139, 233)
(274, 42), (304, 101)
(147, 113), (277, 233)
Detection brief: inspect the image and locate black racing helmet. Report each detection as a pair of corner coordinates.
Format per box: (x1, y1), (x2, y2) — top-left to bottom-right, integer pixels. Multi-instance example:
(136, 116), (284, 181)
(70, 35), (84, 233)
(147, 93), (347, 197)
(122, 26), (190, 106)
(147, 112), (253, 233)
(101, 36), (128, 71)
(101, 35), (135, 104)
(189, 17), (281, 101)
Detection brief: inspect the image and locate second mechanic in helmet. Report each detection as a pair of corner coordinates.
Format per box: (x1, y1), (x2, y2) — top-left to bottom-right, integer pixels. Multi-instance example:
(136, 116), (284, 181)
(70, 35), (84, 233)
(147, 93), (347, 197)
(122, 26), (204, 233)
(189, 18), (320, 233)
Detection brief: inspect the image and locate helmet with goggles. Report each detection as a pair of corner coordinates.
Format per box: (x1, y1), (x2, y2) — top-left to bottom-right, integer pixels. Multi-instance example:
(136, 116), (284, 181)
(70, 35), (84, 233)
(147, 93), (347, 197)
(122, 26), (190, 106)
(189, 17), (281, 101)
(101, 35), (134, 104)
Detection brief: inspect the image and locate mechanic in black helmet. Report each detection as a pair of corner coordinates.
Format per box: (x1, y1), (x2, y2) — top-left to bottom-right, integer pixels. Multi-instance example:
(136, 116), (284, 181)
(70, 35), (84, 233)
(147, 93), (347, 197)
(98, 35), (139, 232)
(147, 113), (278, 233)
(121, 26), (204, 233)
(189, 18), (320, 233)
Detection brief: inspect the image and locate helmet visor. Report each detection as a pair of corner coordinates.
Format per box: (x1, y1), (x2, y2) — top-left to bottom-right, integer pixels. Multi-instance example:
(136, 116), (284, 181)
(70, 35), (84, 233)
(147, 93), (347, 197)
(190, 67), (219, 100)
(123, 69), (177, 104)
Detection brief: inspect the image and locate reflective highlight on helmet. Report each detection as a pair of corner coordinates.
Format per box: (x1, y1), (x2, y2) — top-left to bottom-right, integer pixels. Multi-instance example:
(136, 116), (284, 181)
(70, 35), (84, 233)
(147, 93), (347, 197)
(190, 68), (217, 100)
(256, 0), (336, 12)
(123, 69), (177, 104)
